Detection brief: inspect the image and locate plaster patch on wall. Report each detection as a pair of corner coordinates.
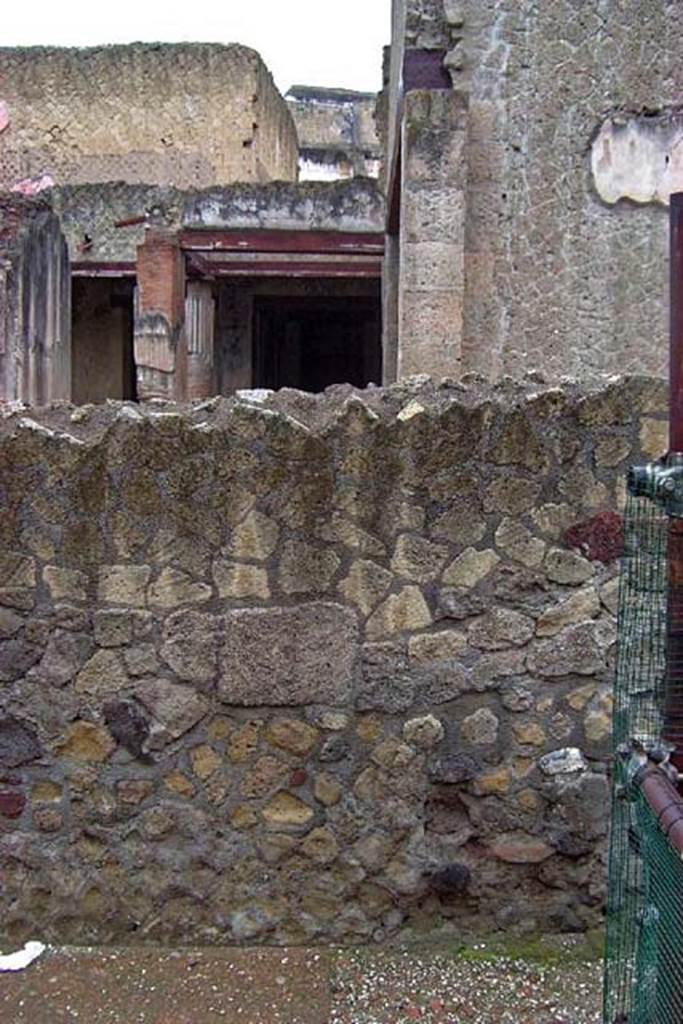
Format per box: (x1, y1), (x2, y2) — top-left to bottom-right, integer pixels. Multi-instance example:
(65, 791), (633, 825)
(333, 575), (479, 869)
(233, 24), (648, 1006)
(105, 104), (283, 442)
(592, 114), (683, 205)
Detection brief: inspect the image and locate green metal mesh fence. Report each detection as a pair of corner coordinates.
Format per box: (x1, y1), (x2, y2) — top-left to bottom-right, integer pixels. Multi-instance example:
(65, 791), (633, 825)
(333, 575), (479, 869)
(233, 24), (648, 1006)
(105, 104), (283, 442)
(611, 492), (668, 750)
(603, 492), (683, 1024)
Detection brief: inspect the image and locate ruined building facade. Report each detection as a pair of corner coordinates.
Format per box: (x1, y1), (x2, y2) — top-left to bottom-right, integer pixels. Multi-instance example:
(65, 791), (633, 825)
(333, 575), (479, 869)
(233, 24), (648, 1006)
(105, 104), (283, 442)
(0, 43), (383, 407)
(0, 4), (683, 948)
(0, 43), (298, 190)
(3, 6), (683, 407)
(286, 86), (382, 182)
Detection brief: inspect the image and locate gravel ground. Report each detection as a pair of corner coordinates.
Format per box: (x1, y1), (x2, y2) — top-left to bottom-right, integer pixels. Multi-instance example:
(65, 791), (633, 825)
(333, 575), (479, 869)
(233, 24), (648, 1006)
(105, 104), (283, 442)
(0, 940), (603, 1024)
(330, 947), (603, 1024)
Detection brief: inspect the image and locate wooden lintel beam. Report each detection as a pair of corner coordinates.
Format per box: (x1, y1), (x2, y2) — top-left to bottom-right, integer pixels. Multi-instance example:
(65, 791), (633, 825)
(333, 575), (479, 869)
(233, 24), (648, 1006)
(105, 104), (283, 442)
(71, 262), (136, 277)
(205, 259), (381, 279)
(179, 229), (384, 256)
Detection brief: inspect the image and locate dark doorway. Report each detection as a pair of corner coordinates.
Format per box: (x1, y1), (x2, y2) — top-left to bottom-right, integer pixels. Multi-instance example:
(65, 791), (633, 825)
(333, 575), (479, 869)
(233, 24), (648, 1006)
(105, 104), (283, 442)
(71, 278), (136, 404)
(253, 296), (381, 392)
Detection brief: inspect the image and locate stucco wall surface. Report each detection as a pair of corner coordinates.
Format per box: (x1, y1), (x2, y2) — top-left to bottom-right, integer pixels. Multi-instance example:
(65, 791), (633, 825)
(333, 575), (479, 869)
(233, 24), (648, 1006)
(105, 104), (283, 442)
(0, 376), (666, 946)
(0, 44), (298, 192)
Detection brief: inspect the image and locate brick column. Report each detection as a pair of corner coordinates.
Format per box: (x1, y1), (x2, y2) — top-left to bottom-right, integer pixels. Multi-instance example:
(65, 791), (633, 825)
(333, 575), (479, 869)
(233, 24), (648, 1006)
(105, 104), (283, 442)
(185, 282), (216, 400)
(397, 90), (468, 380)
(134, 230), (187, 401)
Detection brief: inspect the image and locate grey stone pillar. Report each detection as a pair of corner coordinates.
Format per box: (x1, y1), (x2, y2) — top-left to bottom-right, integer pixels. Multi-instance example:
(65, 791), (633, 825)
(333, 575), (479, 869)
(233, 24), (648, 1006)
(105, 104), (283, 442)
(397, 90), (468, 380)
(0, 201), (70, 406)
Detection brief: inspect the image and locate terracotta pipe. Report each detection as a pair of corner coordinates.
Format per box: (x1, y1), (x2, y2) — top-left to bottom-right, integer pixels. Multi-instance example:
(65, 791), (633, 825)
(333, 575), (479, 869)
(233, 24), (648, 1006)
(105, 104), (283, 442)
(640, 766), (683, 857)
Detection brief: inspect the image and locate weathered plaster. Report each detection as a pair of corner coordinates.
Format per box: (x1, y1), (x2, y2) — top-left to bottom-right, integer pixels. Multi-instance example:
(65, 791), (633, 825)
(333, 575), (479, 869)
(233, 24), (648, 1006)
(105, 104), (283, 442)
(592, 113), (683, 206)
(50, 180), (385, 265)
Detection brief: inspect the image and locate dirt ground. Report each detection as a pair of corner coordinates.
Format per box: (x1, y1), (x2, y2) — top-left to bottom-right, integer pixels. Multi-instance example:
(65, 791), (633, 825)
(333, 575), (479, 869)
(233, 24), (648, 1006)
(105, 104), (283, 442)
(0, 940), (603, 1024)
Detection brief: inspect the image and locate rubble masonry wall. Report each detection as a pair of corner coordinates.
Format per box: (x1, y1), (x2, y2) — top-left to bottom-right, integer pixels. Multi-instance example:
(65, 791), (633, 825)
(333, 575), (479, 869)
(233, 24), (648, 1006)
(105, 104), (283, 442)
(0, 376), (665, 945)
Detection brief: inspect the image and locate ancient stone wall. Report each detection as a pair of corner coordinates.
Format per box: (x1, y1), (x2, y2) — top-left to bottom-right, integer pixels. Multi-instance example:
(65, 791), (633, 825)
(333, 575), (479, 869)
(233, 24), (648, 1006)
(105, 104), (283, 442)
(0, 377), (664, 946)
(456, 0), (683, 380)
(471, 0), (683, 379)
(286, 87), (382, 181)
(50, 179), (386, 265)
(0, 194), (70, 406)
(387, 0), (683, 381)
(253, 62), (302, 184)
(0, 44), (299, 192)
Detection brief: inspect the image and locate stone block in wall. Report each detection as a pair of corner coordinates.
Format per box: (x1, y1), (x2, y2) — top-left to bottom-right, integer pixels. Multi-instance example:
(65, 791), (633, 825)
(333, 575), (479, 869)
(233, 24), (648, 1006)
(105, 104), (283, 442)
(399, 291), (464, 378)
(402, 91), (468, 185)
(404, 124), (467, 187)
(403, 186), (466, 243)
(401, 242), (464, 292)
(219, 603), (358, 706)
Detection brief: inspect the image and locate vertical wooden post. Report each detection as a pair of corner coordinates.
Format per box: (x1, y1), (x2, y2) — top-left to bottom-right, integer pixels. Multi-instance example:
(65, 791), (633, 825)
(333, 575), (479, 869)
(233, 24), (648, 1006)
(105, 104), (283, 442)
(665, 194), (683, 770)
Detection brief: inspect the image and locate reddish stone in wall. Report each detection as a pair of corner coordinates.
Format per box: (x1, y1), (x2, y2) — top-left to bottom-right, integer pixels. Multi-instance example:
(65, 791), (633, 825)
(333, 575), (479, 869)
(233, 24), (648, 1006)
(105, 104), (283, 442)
(564, 510), (624, 563)
(289, 769), (307, 788)
(0, 790), (26, 818)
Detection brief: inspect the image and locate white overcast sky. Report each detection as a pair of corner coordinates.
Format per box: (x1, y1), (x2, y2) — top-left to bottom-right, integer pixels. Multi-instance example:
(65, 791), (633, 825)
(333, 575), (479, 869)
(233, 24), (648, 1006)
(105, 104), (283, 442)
(1, 0), (391, 95)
